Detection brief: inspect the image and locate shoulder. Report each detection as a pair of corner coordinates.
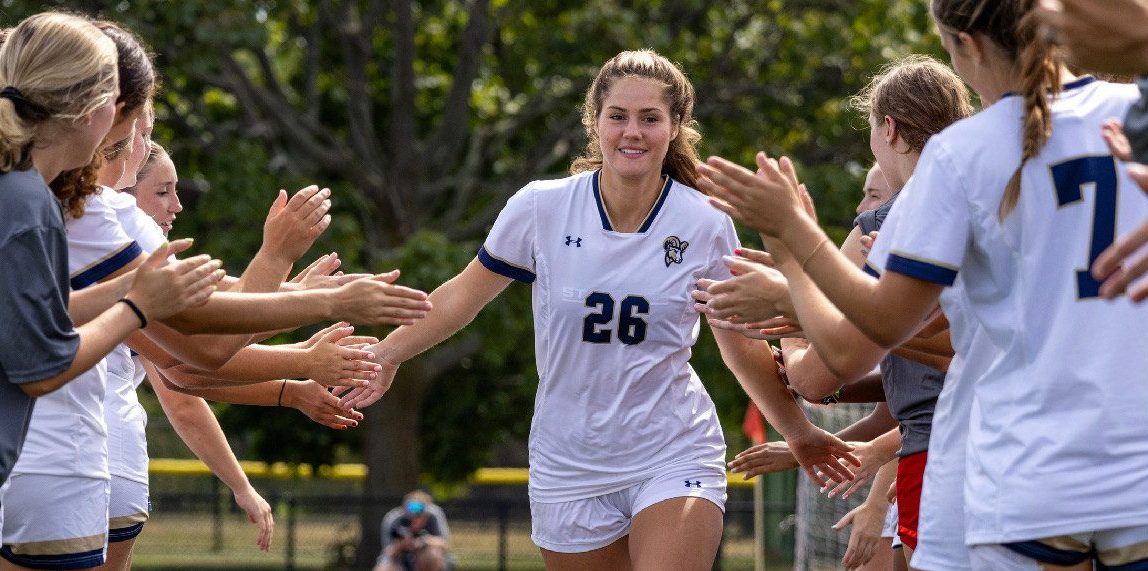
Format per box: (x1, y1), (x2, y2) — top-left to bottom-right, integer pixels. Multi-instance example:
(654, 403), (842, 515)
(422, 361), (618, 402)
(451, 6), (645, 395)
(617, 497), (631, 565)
(102, 187), (139, 211)
(0, 170), (60, 244)
(517, 171), (595, 198)
(668, 177), (732, 226)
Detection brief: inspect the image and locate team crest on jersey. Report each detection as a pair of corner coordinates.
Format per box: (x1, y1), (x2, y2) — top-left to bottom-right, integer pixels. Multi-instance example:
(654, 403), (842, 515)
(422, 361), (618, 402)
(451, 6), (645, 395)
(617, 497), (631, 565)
(663, 236), (689, 267)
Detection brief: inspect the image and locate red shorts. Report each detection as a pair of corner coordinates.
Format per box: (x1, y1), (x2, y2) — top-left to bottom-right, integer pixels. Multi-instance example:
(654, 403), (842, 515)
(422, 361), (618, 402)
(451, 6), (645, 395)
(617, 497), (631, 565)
(896, 450), (928, 550)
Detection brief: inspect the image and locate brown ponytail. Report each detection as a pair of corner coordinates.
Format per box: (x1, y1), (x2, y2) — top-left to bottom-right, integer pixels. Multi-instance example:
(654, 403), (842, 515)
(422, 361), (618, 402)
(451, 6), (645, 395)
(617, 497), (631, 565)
(999, 5), (1061, 218)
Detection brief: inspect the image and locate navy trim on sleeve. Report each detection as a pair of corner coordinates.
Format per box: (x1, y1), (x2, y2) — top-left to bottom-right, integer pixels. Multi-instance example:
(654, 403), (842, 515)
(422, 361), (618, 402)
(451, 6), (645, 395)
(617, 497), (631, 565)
(477, 246), (536, 283)
(862, 262), (881, 278)
(886, 253), (957, 286)
(70, 241), (142, 290)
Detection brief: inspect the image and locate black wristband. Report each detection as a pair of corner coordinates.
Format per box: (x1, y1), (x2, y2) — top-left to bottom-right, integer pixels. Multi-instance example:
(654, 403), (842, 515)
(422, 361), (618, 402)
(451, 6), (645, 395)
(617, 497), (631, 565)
(118, 298), (148, 328)
(277, 379), (288, 407)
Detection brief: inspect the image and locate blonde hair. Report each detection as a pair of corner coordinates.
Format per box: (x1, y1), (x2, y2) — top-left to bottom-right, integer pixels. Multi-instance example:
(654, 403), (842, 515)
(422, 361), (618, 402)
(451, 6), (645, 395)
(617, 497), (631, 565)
(0, 12), (118, 173)
(851, 55), (974, 154)
(571, 49), (703, 188)
(931, 0), (1060, 219)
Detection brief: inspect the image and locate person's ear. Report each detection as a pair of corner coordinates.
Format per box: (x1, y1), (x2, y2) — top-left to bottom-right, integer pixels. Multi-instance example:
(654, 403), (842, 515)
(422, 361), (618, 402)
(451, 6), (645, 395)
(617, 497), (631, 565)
(957, 31), (988, 66)
(883, 115), (898, 146)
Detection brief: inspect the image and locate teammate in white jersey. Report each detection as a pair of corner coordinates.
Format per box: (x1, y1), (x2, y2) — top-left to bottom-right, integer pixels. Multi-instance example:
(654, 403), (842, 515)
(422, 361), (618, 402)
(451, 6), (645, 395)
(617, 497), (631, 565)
(700, 1), (1148, 569)
(342, 50), (856, 570)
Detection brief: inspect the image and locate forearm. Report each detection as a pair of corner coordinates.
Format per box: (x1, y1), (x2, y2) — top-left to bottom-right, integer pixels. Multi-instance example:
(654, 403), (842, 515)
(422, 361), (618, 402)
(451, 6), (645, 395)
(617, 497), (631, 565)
(830, 373), (886, 404)
(891, 345), (952, 372)
(866, 428), (903, 464)
(713, 328), (819, 441)
(836, 403), (897, 442)
(778, 262), (889, 382)
(154, 364), (282, 404)
(861, 460), (897, 510)
(179, 345), (312, 384)
(150, 367), (254, 493)
(136, 321), (246, 370)
(235, 248), (294, 293)
(68, 272), (134, 325)
(22, 304), (141, 397)
(161, 290), (333, 334)
(374, 261), (506, 364)
(774, 219), (930, 347)
(783, 338), (851, 402)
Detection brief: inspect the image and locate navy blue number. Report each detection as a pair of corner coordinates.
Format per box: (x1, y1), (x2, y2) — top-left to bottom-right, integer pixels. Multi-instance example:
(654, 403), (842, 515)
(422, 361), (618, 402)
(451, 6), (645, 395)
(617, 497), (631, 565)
(582, 292), (614, 343)
(1051, 156), (1118, 299)
(617, 297), (649, 345)
(582, 292), (648, 344)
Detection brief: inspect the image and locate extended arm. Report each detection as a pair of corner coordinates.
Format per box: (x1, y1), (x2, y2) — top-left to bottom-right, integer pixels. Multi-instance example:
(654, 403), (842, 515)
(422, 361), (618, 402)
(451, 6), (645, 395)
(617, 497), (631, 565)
(711, 326), (859, 485)
(700, 154), (943, 347)
(339, 259), (512, 410)
(142, 360), (274, 551)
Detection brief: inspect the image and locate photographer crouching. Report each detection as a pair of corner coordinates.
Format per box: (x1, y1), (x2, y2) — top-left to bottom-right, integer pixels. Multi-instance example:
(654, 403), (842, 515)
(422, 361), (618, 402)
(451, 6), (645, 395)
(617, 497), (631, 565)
(374, 491), (453, 571)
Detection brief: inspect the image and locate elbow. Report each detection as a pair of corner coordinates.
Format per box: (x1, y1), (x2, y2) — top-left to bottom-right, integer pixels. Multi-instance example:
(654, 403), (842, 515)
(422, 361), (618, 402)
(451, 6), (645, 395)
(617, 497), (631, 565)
(821, 354), (880, 386)
(19, 380), (56, 398)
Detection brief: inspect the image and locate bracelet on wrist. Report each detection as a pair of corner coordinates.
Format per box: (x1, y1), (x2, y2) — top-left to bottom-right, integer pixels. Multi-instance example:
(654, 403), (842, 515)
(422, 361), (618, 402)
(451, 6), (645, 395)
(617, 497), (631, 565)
(118, 298), (148, 328)
(277, 379), (288, 407)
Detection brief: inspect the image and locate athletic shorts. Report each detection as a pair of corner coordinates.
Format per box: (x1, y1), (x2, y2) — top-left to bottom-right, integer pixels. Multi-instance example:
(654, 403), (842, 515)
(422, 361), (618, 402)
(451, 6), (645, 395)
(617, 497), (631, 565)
(0, 474), (109, 569)
(882, 500), (900, 547)
(896, 450), (927, 550)
(529, 461), (727, 553)
(968, 525), (1148, 570)
(108, 476), (149, 543)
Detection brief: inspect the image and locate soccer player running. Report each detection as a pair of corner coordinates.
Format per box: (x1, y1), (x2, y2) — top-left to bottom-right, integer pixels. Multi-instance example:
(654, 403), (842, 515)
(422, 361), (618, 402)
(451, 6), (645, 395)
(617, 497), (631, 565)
(700, 1), (1148, 569)
(341, 50), (857, 570)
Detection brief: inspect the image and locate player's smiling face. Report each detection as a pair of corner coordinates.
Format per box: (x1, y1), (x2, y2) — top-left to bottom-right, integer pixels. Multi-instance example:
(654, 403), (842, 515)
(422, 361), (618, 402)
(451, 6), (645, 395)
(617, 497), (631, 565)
(132, 153), (181, 236)
(596, 76), (678, 181)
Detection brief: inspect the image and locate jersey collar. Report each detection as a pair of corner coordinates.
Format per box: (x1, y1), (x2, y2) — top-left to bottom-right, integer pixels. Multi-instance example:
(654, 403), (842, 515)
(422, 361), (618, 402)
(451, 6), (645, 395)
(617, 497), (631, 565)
(591, 170), (673, 233)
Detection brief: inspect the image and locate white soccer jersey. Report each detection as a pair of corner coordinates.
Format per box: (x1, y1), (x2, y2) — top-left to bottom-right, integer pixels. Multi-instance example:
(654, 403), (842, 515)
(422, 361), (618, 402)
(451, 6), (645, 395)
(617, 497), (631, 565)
(10, 189), (139, 480)
(883, 78), (1148, 544)
(867, 191), (986, 570)
(479, 170), (737, 502)
(103, 188), (163, 484)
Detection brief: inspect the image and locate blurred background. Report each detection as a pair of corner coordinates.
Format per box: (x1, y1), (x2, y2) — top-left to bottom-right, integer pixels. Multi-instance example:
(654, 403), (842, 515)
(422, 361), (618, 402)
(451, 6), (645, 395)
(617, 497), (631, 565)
(4, 0), (947, 568)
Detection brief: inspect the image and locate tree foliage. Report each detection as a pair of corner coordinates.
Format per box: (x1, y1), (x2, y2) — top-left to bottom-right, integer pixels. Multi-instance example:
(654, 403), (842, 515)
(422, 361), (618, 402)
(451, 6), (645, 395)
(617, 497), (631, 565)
(4, 0), (946, 562)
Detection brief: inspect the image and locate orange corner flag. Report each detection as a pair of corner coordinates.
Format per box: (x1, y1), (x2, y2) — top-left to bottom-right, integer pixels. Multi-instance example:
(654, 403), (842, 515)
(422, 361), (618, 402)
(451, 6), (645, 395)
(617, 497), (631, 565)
(742, 402), (766, 445)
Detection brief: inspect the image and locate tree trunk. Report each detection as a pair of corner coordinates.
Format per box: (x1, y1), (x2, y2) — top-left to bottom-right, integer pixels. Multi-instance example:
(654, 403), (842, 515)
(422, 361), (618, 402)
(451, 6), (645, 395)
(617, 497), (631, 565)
(353, 366), (430, 568)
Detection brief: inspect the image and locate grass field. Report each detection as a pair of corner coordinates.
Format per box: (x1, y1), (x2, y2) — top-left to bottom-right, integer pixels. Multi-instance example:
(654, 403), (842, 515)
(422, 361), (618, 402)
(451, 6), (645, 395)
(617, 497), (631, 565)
(132, 512), (792, 570)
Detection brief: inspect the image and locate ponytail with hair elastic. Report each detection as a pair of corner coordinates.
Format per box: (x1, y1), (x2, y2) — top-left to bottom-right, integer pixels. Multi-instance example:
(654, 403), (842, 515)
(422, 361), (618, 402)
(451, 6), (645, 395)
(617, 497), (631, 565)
(999, 4), (1062, 219)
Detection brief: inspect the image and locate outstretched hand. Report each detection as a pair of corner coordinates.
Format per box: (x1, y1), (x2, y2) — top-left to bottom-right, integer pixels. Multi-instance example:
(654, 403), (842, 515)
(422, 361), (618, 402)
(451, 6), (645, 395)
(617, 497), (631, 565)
(232, 485), (274, 552)
(692, 248), (795, 324)
(303, 324), (383, 387)
(128, 239), (225, 322)
(331, 271), (433, 326)
(261, 185), (332, 263)
(788, 427), (860, 488)
(698, 153), (808, 237)
(834, 500), (887, 569)
(728, 441), (799, 479)
(283, 380), (364, 429)
(337, 354), (399, 410)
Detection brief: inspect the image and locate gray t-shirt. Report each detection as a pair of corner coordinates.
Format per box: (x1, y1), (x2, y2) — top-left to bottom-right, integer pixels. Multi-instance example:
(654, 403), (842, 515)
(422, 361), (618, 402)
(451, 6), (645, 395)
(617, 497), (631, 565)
(857, 192), (944, 457)
(880, 353), (944, 457)
(0, 169), (79, 484)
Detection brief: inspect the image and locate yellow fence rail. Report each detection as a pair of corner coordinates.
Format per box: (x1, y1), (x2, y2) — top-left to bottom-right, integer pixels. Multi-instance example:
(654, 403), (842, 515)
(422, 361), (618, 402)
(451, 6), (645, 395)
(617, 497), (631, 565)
(149, 458), (755, 488)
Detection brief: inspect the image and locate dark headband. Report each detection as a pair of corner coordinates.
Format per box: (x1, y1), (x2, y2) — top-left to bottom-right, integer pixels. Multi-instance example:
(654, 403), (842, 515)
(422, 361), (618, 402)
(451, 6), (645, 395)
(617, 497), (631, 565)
(0, 86), (50, 122)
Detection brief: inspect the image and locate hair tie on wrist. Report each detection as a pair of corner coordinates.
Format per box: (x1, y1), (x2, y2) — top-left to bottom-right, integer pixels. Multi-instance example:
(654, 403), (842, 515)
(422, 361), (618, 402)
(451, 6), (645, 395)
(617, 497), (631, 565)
(0, 86), (50, 122)
(277, 380), (288, 407)
(118, 298), (148, 328)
